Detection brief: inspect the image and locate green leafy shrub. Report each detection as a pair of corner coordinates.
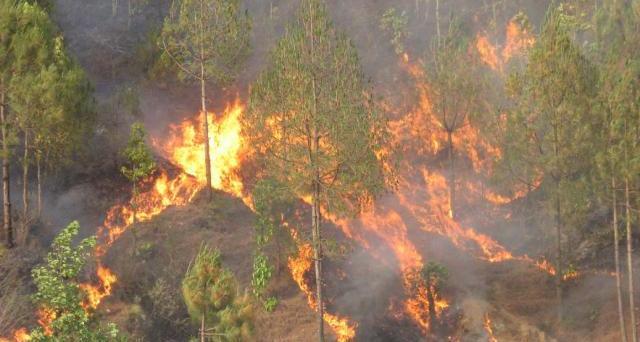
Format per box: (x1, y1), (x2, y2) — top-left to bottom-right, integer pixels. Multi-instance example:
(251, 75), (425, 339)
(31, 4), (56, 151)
(30, 221), (121, 341)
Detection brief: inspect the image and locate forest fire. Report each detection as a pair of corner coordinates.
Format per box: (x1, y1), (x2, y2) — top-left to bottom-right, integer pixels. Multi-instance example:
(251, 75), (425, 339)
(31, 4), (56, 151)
(1, 0), (634, 340)
(484, 314), (498, 342)
(85, 101), (249, 311)
(8, 329), (29, 342)
(287, 228), (357, 341)
(332, 201), (451, 332)
(79, 265), (118, 310)
(476, 35), (500, 71)
(8, 102), (248, 339)
(476, 18), (536, 71)
(159, 99), (247, 201)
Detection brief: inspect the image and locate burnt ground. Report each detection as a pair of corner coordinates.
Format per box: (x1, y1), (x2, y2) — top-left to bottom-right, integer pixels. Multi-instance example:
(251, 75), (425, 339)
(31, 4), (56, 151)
(83, 183), (628, 342)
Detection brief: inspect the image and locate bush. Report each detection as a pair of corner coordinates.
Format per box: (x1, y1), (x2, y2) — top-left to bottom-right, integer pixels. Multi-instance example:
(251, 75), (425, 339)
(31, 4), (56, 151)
(29, 221), (122, 341)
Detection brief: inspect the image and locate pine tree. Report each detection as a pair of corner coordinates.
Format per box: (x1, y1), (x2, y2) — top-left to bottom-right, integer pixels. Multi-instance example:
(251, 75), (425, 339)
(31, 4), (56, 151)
(7, 1), (94, 242)
(595, 1), (640, 339)
(159, 0), (251, 200)
(594, 1), (640, 341)
(244, 0), (393, 339)
(182, 245), (253, 341)
(121, 122), (156, 254)
(424, 19), (483, 219)
(503, 6), (597, 320)
(0, 0), (17, 248)
(419, 262), (448, 335)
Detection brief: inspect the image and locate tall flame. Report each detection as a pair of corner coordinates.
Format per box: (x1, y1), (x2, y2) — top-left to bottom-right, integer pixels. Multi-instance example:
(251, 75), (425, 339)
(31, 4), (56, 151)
(160, 99), (246, 200)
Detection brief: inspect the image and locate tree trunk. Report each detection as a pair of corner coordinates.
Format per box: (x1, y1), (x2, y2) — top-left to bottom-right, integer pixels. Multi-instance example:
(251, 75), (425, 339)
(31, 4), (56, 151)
(200, 313), (205, 342)
(112, 0), (118, 17)
(626, 177), (637, 342)
(130, 182), (137, 256)
(311, 175), (324, 342)
(614, 177), (629, 342)
(552, 120), (562, 322)
(554, 178), (563, 322)
(426, 283), (437, 334)
(199, 3), (212, 201)
(0, 86), (12, 248)
(22, 130), (29, 242)
(270, 2), (273, 21)
(201, 75), (212, 201)
(447, 130), (455, 219)
(435, 0), (441, 48)
(309, 4), (324, 339)
(36, 153), (42, 219)
(127, 0), (132, 30)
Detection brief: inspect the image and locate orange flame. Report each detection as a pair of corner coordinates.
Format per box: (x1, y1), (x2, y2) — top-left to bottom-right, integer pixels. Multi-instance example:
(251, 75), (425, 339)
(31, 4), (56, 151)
(159, 99), (247, 201)
(79, 265), (118, 310)
(502, 20), (535, 62)
(484, 314), (498, 342)
(9, 101), (247, 338)
(36, 309), (55, 336)
(11, 328), (29, 342)
(476, 18), (535, 72)
(476, 35), (500, 71)
(287, 229), (357, 341)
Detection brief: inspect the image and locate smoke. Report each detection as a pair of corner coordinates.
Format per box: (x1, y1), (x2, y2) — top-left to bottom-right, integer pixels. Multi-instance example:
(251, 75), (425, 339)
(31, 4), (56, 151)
(43, 0), (615, 340)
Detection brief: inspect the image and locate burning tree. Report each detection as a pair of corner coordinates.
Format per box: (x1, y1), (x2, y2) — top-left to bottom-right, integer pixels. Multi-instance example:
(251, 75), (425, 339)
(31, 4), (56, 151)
(244, 0), (393, 339)
(159, 0), (251, 200)
(423, 18), (483, 219)
(418, 262), (448, 335)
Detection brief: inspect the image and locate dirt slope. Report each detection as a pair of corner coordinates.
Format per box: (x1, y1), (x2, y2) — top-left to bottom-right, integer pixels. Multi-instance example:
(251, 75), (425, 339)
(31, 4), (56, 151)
(97, 190), (326, 341)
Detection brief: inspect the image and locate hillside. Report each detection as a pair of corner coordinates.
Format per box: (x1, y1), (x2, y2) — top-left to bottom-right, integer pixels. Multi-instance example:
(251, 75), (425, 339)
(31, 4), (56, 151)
(1, 0), (639, 341)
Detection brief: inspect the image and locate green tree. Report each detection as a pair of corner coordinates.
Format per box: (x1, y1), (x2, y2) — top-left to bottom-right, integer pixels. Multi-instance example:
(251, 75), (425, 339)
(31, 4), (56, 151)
(502, 6), (597, 320)
(159, 0), (251, 200)
(418, 262), (448, 334)
(244, 0), (393, 339)
(251, 179), (296, 313)
(7, 1), (94, 242)
(182, 245), (253, 342)
(121, 122), (156, 253)
(379, 7), (408, 55)
(252, 178), (294, 276)
(8, 1), (56, 239)
(30, 221), (119, 341)
(423, 19), (483, 219)
(594, 1), (640, 340)
(29, 37), (94, 219)
(0, 0), (18, 248)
